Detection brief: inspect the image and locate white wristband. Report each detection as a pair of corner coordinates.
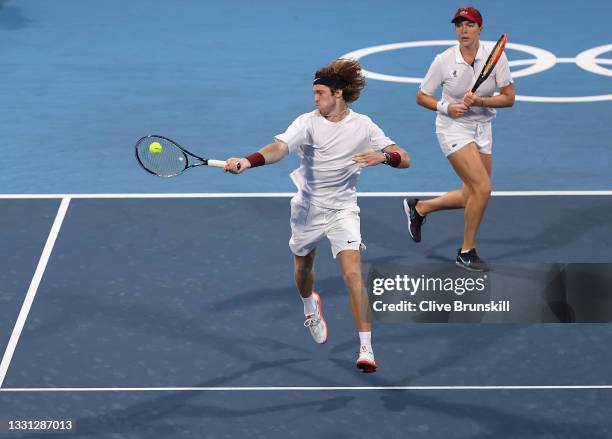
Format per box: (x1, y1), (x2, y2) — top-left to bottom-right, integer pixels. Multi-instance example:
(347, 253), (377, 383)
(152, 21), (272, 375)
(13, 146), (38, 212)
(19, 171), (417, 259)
(436, 101), (449, 114)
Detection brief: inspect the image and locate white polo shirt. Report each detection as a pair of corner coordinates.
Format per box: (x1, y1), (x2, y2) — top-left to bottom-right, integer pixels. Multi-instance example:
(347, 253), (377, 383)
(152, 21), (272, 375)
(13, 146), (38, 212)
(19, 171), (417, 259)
(420, 42), (513, 124)
(275, 110), (394, 209)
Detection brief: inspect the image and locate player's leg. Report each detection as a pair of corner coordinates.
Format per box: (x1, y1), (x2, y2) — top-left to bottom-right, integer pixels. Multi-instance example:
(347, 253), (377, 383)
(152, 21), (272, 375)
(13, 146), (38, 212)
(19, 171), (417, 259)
(418, 151), (492, 215)
(327, 208), (377, 372)
(416, 188), (468, 215)
(337, 249), (376, 372)
(294, 249), (316, 299)
(327, 209), (369, 331)
(337, 249), (370, 332)
(289, 198), (328, 343)
(476, 121), (494, 180)
(404, 122), (473, 242)
(480, 151), (492, 177)
(293, 249), (327, 344)
(293, 248), (328, 345)
(448, 142), (491, 270)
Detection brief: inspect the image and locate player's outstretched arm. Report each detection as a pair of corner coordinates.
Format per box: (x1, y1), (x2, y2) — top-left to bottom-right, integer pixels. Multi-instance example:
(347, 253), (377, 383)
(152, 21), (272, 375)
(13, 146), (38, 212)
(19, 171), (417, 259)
(352, 144), (411, 169)
(225, 141), (289, 174)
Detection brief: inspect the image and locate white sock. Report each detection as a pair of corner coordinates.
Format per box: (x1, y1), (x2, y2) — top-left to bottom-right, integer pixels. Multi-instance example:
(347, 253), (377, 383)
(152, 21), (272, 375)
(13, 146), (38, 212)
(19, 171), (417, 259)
(302, 293), (317, 315)
(359, 331), (372, 350)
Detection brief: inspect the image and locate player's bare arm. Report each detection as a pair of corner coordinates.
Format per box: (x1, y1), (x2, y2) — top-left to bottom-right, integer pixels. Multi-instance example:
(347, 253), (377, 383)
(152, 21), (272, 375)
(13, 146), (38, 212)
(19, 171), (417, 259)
(352, 144), (411, 168)
(225, 141), (289, 174)
(416, 90), (469, 117)
(463, 83), (515, 108)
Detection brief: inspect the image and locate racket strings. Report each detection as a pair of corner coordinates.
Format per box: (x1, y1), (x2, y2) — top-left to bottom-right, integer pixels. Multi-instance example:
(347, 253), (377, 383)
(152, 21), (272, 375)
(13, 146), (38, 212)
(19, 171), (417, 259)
(136, 137), (187, 177)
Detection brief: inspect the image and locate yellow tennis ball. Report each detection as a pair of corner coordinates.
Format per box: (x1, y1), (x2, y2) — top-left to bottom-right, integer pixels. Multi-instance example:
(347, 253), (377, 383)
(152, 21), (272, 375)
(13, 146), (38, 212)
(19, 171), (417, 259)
(149, 141), (163, 155)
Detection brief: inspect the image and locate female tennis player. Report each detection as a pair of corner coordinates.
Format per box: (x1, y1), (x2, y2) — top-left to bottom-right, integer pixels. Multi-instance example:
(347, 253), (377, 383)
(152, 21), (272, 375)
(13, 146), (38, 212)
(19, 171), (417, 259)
(225, 59), (410, 373)
(408, 6), (515, 271)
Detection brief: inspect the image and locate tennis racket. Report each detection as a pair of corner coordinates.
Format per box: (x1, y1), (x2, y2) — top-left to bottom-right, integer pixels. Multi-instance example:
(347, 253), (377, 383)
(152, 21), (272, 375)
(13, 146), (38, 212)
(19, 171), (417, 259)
(135, 135), (238, 177)
(471, 33), (507, 93)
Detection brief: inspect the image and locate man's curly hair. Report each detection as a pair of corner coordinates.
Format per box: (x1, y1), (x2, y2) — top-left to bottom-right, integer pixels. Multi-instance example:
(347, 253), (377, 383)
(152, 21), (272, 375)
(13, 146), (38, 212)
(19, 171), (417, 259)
(314, 58), (366, 103)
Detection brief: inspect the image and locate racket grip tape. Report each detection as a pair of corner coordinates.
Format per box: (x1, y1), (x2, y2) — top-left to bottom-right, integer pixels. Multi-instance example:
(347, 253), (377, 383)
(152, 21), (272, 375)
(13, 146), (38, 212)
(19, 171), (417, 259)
(207, 160), (227, 168)
(208, 159), (241, 170)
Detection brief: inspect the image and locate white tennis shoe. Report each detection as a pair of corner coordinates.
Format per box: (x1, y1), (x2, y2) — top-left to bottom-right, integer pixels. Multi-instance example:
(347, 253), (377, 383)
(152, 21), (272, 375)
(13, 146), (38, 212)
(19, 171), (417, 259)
(356, 345), (377, 373)
(303, 292), (328, 344)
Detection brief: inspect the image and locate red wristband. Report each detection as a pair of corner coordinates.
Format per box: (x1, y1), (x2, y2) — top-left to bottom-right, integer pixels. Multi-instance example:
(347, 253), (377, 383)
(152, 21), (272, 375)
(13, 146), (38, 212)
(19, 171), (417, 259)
(386, 151), (401, 167)
(245, 152), (265, 168)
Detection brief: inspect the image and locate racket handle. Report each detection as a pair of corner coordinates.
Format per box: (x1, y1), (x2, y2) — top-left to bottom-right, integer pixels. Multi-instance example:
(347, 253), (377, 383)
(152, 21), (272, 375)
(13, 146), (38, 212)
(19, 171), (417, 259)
(207, 160), (227, 168)
(207, 159), (241, 170)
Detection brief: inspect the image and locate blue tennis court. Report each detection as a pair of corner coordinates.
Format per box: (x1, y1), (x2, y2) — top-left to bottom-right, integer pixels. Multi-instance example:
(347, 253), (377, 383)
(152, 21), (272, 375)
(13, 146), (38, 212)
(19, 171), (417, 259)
(1, 0), (611, 437)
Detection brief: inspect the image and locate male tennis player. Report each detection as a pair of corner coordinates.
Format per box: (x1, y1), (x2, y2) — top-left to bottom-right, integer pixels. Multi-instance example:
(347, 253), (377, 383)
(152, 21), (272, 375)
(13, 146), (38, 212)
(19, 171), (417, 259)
(225, 58), (410, 373)
(409, 6), (515, 271)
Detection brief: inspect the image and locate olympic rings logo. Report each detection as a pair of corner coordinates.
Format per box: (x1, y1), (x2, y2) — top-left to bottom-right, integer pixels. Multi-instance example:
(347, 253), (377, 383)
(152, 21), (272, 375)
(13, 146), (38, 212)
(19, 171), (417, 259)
(341, 41), (612, 103)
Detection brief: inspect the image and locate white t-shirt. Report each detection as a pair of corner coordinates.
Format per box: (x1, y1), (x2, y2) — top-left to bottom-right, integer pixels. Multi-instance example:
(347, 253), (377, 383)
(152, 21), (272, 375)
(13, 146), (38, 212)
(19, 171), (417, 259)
(275, 109), (394, 209)
(420, 42), (513, 124)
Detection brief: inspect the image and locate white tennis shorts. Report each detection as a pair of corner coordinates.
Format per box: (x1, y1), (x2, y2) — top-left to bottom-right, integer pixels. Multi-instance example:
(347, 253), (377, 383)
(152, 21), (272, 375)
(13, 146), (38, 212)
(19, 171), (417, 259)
(435, 118), (493, 157)
(289, 196), (365, 258)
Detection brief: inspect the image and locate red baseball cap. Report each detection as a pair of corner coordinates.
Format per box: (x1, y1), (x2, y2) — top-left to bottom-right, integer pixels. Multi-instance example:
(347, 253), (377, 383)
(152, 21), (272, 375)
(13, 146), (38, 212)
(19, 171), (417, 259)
(451, 7), (483, 26)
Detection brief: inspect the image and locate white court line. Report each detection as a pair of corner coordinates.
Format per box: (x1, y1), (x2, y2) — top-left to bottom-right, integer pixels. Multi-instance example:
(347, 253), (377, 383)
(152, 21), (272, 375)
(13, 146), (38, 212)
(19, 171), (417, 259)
(0, 191), (611, 199)
(0, 385), (611, 392)
(0, 197), (71, 388)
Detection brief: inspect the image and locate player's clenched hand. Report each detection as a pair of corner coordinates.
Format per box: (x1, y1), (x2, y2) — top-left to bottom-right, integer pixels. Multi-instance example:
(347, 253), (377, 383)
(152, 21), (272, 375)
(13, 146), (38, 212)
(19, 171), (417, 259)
(352, 151), (386, 168)
(225, 157), (249, 174)
(463, 91), (479, 107)
(448, 103), (469, 117)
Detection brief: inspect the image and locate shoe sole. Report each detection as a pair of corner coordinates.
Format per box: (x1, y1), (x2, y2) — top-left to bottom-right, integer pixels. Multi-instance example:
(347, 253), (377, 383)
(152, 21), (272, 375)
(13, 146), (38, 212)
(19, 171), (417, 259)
(403, 199), (420, 243)
(312, 292), (328, 344)
(356, 360), (377, 373)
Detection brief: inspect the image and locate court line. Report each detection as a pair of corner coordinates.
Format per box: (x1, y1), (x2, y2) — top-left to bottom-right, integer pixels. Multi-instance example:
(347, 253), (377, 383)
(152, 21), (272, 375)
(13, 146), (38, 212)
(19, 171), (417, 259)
(0, 385), (611, 392)
(0, 191), (611, 199)
(0, 198), (71, 388)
